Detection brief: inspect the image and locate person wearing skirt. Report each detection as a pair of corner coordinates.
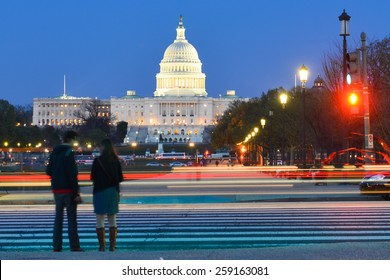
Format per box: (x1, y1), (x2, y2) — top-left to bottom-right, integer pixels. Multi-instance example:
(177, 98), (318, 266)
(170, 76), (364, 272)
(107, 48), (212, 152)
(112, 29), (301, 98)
(91, 139), (124, 251)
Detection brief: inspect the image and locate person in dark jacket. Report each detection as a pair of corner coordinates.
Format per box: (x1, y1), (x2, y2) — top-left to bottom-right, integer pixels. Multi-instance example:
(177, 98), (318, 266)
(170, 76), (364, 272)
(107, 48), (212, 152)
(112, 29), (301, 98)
(46, 130), (83, 252)
(91, 139), (123, 251)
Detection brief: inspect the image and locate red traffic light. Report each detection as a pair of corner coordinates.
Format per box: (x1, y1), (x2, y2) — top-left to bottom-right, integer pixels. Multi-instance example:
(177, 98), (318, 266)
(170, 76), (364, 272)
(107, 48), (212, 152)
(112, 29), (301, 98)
(348, 92), (359, 105)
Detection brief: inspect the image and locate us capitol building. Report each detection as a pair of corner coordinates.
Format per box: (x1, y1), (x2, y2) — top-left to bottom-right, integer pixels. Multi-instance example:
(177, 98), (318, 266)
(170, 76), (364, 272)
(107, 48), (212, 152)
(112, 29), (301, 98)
(33, 16), (244, 144)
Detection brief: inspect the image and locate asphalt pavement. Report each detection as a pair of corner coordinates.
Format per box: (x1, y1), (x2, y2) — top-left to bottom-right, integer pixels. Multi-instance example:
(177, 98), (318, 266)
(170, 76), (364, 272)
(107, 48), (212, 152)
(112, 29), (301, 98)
(2, 241), (390, 260)
(0, 175), (388, 260)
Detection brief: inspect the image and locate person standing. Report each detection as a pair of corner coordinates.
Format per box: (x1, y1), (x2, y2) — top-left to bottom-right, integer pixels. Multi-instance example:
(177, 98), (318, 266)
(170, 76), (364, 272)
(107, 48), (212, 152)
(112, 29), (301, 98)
(46, 130), (83, 252)
(91, 139), (123, 251)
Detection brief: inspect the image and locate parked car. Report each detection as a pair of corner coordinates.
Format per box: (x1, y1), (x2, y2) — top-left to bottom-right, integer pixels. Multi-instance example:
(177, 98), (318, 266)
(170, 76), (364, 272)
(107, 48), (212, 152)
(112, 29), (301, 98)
(75, 155), (94, 166)
(146, 161), (164, 167)
(360, 171), (390, 200)
(169, 161), (186, 167)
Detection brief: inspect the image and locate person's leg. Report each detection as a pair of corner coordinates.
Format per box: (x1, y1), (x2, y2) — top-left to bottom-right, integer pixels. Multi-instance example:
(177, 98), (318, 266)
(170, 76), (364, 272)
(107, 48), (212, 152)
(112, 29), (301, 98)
(64, 194), (81, 251)
(107, 214), (116, 228)
(96, 214), (106, 251)
(53, 193), (65, 251)
(108, 214), (117, 251)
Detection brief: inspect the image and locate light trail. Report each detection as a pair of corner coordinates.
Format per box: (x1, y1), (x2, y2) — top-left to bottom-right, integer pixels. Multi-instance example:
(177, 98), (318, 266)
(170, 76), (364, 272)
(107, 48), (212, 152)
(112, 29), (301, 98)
(167, 184), (294, 188)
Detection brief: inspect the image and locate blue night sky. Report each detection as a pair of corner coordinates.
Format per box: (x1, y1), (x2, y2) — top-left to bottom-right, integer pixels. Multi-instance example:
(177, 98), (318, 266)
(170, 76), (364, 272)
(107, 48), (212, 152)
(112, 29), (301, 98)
(0, 0), (389, 106)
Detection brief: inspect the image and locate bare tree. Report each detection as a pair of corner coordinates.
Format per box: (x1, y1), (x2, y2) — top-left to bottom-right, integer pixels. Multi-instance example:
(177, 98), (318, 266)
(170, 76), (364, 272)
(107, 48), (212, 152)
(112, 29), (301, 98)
(321, 47), (343, 99)
(73, 99), (113, 142)
(367, 37), (390, 144)
(321, 36), (390, 150)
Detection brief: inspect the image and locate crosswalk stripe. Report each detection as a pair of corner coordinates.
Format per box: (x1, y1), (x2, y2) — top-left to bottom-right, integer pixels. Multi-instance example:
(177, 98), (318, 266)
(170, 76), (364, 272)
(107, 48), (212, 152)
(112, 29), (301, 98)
(0, 206), (390, 251)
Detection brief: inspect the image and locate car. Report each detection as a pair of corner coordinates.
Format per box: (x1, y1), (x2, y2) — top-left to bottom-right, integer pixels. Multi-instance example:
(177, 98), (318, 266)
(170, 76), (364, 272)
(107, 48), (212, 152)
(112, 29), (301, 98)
(146, 161), (164, 167)
(169, 161), (186, 167)
(359, 171), (390, 200)
(75, 155), (94, 166)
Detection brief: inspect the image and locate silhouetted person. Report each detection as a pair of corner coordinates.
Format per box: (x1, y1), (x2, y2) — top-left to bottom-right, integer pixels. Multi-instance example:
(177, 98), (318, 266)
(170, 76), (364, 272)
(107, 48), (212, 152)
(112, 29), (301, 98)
(91, 139), (123, 251)
(46, 130), (83, 252)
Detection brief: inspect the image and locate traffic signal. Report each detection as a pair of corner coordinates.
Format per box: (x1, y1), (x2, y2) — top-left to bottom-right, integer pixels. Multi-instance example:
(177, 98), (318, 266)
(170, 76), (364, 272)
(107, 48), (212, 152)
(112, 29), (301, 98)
(347, 91), (362, 115)
(348, 92), (358, 105)
(346, 50), (361, 84)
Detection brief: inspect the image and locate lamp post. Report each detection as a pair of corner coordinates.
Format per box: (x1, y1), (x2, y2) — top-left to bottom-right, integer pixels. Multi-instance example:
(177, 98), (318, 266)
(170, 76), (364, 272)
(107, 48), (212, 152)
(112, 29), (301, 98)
(251, 131), (256, 165)
(268, 110), (274, 165)
(260, 118), (266, 165)
(247, 134), (252, 165)
(189, 142), (195, 162)
(339, 9), (350, 94)
(339, 9), (351, 163)
(280, 92), (288, 165)
(299, 64), (308, 169)
(253, 127), (259, 165)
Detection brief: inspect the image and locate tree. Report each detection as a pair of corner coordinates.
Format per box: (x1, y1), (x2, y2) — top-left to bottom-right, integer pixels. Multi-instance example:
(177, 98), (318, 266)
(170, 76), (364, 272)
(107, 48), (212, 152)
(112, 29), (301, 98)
(112, 121), (128, 144)
(83, 129), (108, 148)
(14, 126), (42, 147)
(74, 99), (112, 146)
(0, 100), (17, 145)
(14, 104), (33, 126)
(212, 88), (302, 157)
(367, 37), (390, 146)
(40, 126), (61, 147)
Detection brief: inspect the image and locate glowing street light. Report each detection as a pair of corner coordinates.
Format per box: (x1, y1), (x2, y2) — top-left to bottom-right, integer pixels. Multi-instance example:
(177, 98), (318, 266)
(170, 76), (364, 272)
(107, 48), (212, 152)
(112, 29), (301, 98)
(280, 93), (288, 109)
(260, 118), (266, 129)
(299, 64), (309, 169)
(299, 64), (309, 87)
(280, 92), (288, 165)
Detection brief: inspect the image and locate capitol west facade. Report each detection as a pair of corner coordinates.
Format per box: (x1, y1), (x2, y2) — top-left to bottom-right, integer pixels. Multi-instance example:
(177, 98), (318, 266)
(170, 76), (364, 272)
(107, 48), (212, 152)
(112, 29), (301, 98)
(33, 16), (244, 143)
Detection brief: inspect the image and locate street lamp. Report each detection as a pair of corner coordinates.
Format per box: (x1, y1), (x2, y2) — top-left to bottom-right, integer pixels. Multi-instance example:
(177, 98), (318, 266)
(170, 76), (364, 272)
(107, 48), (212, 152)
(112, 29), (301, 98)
(260, 118), (266, 129)
(299, 64), (309, 169)
(339, 9), (350, 92)
(253, 127), (259, 164)
(268, 110), (274, 165)
(339, 9), (351, 163)
(280, 92), (288, 165)
(260, 118), (266, 165)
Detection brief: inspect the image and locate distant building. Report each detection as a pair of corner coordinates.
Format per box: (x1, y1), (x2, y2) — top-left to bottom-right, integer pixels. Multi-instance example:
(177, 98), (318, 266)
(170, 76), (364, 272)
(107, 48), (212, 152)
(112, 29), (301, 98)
(32, 16), (245, 143)
(313, 74), (325, 89)
(32, 78), (110, 127)
(112, 16), (244, 144)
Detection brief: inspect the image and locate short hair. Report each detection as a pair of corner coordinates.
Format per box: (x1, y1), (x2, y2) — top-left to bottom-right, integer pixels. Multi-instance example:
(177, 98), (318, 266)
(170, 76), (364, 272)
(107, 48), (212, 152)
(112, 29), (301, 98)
(63, 131), (78, 143)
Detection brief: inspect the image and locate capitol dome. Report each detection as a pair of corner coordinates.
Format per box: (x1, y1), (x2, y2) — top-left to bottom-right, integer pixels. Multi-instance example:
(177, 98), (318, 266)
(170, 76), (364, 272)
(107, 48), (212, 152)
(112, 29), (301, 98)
(162, 41), (200, 63)
(154, 16), (207, 97)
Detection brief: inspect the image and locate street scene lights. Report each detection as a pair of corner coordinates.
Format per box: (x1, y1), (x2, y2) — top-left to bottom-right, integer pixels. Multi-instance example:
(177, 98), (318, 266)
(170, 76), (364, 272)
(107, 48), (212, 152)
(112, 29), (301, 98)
(299, 64), (308, 86)
(280, 92), (288, 164)
(280, 93), (287, 109)
(260, 118), (266, 165)
(299, 64), (309, 169)
(260, 118), (266, 129)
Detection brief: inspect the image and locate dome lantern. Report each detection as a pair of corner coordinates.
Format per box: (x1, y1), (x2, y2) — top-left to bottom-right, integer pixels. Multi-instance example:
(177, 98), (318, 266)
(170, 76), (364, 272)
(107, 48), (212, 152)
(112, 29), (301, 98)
(176, 15), (186, 41)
